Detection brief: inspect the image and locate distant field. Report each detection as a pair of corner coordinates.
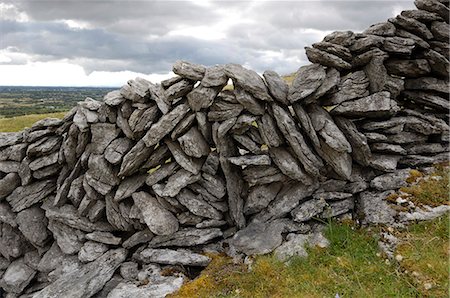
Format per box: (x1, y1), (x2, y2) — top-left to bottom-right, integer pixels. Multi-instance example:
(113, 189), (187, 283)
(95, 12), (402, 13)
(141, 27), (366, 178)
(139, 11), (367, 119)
(0, 86), (115, 118)
(0, 112), (67, 132)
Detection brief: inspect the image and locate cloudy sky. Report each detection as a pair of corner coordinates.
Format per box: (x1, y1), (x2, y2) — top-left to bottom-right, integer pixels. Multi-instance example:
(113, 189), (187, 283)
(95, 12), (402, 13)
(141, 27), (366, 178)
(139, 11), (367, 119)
(0, 0), (415, 87)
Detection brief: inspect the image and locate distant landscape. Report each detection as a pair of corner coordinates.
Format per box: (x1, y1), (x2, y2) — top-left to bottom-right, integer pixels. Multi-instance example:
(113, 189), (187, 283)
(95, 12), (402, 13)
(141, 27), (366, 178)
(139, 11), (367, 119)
(0, 86), (116, 118)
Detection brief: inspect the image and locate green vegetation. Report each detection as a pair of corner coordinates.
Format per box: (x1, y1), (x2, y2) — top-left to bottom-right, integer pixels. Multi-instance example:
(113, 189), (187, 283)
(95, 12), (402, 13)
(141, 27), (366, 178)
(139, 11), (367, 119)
(0, 86), (114, 118)
(0, 112), (67, 132)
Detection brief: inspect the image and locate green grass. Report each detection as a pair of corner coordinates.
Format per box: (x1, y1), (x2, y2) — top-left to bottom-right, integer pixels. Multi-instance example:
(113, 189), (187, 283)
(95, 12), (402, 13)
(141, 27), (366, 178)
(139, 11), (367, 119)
(171, 221), (420, 298)
(0, 112), (67, 132)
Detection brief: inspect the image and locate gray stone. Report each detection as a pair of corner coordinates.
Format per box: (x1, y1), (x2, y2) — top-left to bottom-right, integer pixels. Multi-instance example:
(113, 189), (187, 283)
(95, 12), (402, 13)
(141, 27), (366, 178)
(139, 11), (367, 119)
(234, 87), (265, 115)
(197, 173), (226, 200)
(208, 100), (243, 122)
(86, 231), (121, 246)
(323, 30), (356, 47)
(47, 220), (85, 255)
(313, 192), (353, 201)
(371, 143), (407, 155)
(415, 0), (449, 22)
(370, 169), (411, 191)
(272, 104), (323, 177)
(122, 230), (154, 249)
(34, 248), (127, 298)
(402, 91), (448, 111)
(90, 123), (120, 154)
(118, 140), (154, 177)
(107, 276), (184, 298)
(292, 104), (320, 148)
(334, 117), (372, 167)
(228, 155), (271, 166)
(0, 173), (20, 199)
(6, 179), (56, 212)
(138, 248), (211, 266)
(187, 84), (220, 111)
(406, 143), (447, 155)
(321, 198), (355, 218)
(29, 151), (58, 171)
(16, 206), (49, 247)
(0, 161), (20, 173)
(177, 189), (222, 219)
(165, 140), (202, 174)
(291, 198), (327, 222)
(178, 127), (210, 158)
(323, 71), (369, 106)
(230, 220), (287, 255)
(143, 143), (171, 169)
(358, 191), (396, 225)
(132, 192), (179, 236)
(431, 21), (449, 42)
(363, 22), (397, 36)
(274, 231), (330, 262)
(165, 79), (194, 101)
(149, 227), (222, 247)
(37, 242), (65, 273)
(119, 262), (138, 280)
(263, 70), (289, 105)
(145, 162), (178, 187)
(27, 136), (61, 157)
(269, 147), (311, 183)
(161, 76), (183, 89)
(312, 41), (352, 61)
(0, 143), (27, 161)
(257, 113), (284, 148)
(0, 203), (16, 227)
(384, 131), (428, 144)
(288, 64), (326, 103)
(105, 194), (133, 232)
(224, 63), (272, 102)
(129, 105), (159, 134)
(305, 47), (352, 70)
(142, 103), (190, 147)
(114, 173), (147, 202)
(370, 154), (400, 172)
(0, 258), (36, 294)
(161, 169), (200, 197)
(402, 9), (444, 22)
(383, 36), (415, 55)
(242, 165), (286, 186)
(331, 91), (399, 118)
(104, 90), (125, 106)
(86, 154), (120, 195)
(390, 15), (433, 40)
(404, 77), (448, 93)
(399, 152), (449, 166)
(78, 241), (109, 263)
(424, 49), (449, 77)
(385, 59), (431, 77)
(173, 60), (206, 81)
(201, 65), (228, 87)
(350, 35), (385, 53)
(304, 67), (340, 104)
(0, 132), (23, 148)
(0, 223), (28, 260)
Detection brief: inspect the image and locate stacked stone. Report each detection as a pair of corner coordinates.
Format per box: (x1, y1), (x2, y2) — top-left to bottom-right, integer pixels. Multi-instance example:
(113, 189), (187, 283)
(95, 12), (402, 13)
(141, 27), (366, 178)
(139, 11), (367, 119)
(0, 0), (448, 297)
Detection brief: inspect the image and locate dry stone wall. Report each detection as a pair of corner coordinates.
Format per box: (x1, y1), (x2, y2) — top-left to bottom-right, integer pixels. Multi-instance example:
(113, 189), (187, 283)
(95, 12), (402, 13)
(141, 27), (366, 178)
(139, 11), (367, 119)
(0, 0), (449, 296)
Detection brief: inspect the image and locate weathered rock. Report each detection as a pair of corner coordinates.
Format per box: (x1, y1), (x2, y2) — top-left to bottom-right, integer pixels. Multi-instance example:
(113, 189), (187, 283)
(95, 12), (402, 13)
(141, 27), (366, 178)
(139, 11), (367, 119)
(34, 248), (127, 298)
(142, 103), (190, 147)
(47, 220), (85, 255)
(371, 143), (407, 155)
(119, 140), (154, 177)
(16, 206), (49, 247)
(350, 35), (385, 53)
(165, 79), (194, 101)
(122, 230), (154, 249)
(177, 189), (222, 220)
(399, 152), (449, 166)
(149, 227), (222, 247)
(312, 41), (352, 61)
(331, 91), (399, 118)
(90, 123), (120, 154)
(161, 169), (200, 197)
(86, 154), (120, 195)
(390, 15), (433, 40)
(0, 258), (36, 294)
(129, 105), (159, 134)
(0, 143), (27, 161)
(402, 9), (444, 22)
(305, 46), (352, 71)
(321, 198), (355, 218)
(85, 231), (121, 245)
(257, 113), (284, 148)
(187, 84), (220, 111)
(201, 65), (228, 87)
(291, 198), (327, 222)
(303, 67), (340, 104)
(107, 276), (184, 298)
(415, 0), (449, 22)
(404, 77), (449, 93)
(114, 173), (147, 202)
(288, 64), (326, 103)
(145, 162), (178, 187)
(6, 179), (56, 212)
(104, 90), (125, 106)
(137, 248), (211, 266)
(0, 223), (28, 260)
(119, 262), (139, 281)
(0, 173), (20, 199)
(403, 91), (448, 111)
(358, 191), (396, 225)
(228, 155), (271, 166)
(406, 143), (447, 154)
(173, 60), (206, 81)
(370, 154), (401, 172)
(431, 21), (449, 41)
(234, 87), (265, 115)
(0, 132), (23, 148)
(224, 63), (272, 102)
(370, 169), (411, 191)
(274, 231), (329, 261)
(165, 140), (203, 174)
(208, 100), (243, 122)
(132, 192), (179, 236)
(27, 136), (61, 158)
(323, 71), (369, 105)
(383, 36), (415, 55)
(0, 203), (16, 227)
(385, 59), (431, 77)
(424, 49), (450, 77)
(197, 173), (226, 200)
(178, 127), (210, 158)
(0, 160), (20, 173)
(78, 241), (109, 263)
(323, 30), (356, 47)
(269, 147), (311, 183)
(363, 22), (397, 36)
(263, 70), (289, 105)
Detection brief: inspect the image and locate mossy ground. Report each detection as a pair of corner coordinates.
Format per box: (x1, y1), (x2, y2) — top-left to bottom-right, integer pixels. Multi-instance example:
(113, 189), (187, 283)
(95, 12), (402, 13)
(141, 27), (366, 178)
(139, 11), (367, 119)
(0, 112), (67, 132)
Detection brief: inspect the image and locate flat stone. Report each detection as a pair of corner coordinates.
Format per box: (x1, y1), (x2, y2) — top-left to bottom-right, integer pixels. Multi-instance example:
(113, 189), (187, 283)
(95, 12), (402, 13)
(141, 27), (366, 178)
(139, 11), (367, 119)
(137, 248), (211, 266)
(6, 179), (56, 212)
(257, 113), (284, 148)
(132, 192), (179, 236)
(105, 194), (133, 232)
(197, 173), (227, 200)
(114, 173), (147, 202)
(142, 103), (190, 147)
(406, 143), (447, 154)
(331, 91), (399, 118)
(129, 105), (159, 134)
(16, 206), (49, 247)
(288, 64), (326, 103)
(177, 189), (222, 220)
(402, 9), (444, 22)
(312, 41), (352, 61)
(399, 152), (449, 167)
(269, 147), (311, 183)
(390, 15), (433, 40)
(34, 248), (127, 298)
(242, 165), (286, 186)
(149, 227), (222, 248)
(431, 21), (449, 42)
(370, 154), (400, 172)
(208, 100), (243, 122)
(161, 169), (200, 197)
(263, 70), (289, 105)
(201, 65), (228, 87)
(383, 36), (415, 55)
(424, 49), (449, 77)
(78, 241), (109, 263)
(85, 231), (121, 245)
(350, 35), (385, 53)
(274, 231), (330, 262)
(234, 87), (265, 115)
(145, 162), (178, 187)
(415, 0), (449, 22)
(334, 117), (372, 167)
(371, 143), (407, 155)
(187, 84), (220, 111)
(0, 132), (23, 148)
(90, 123), (120, 154)
(323, 30), (356, 47)
(291, 198), (327, 222)
(173, 60), (206, 81)
(303, 67), (340, 104)
(122, 230), (154, 249)
(119, 140), (154, 177)
(323, 71), (369, 105)
(292, 104), (320, 148)
(272, 104), (323, 177)
(305, 47), (352, 70)
(47, 220), (85, 255)
(363, 22), (397, 36)
(403, 91), (448, 111)
(0, 258), (36, 294)
(107, 276), (184, 298)
(165, 79), (194, 101)
(29, 151), (59, 171)
(0, 203), (16, 227)
(385, 59), (431, 77)
(165, 140), (202, 174)
(27, 136), (61, 158)
(104, 90), (125, 106)
(321, 198), (355, 218)
(404, 77), (449, 93)
(224, 63), (272, 102)
(0, 143), (27, 161)
(228, 155), (271, 166)
(143, 143), (171, 169)
(178, 127), (210, 158)
(0, 160), (20, 173)
(0, 173), (20, 199)
(384, 131), (428, 144)
(370, 169), (411, 191)
(86, 154), (120, 194)
(358, 191), (396, 225)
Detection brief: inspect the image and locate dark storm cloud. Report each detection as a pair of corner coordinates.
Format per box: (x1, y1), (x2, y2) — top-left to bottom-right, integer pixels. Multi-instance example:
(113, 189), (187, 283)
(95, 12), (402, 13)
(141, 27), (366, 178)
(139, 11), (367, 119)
(0, 0), (416, 77)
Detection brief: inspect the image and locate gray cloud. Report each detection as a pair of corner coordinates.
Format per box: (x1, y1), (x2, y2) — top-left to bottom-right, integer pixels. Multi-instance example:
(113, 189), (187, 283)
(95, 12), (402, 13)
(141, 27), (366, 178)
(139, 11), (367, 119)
(0, 0), (416, 79)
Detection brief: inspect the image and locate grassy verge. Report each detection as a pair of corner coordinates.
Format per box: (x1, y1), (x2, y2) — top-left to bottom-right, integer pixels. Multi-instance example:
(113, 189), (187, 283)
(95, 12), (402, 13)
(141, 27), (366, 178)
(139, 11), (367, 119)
(0, 112), (67, 132)
(171, 221), (422, 298)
